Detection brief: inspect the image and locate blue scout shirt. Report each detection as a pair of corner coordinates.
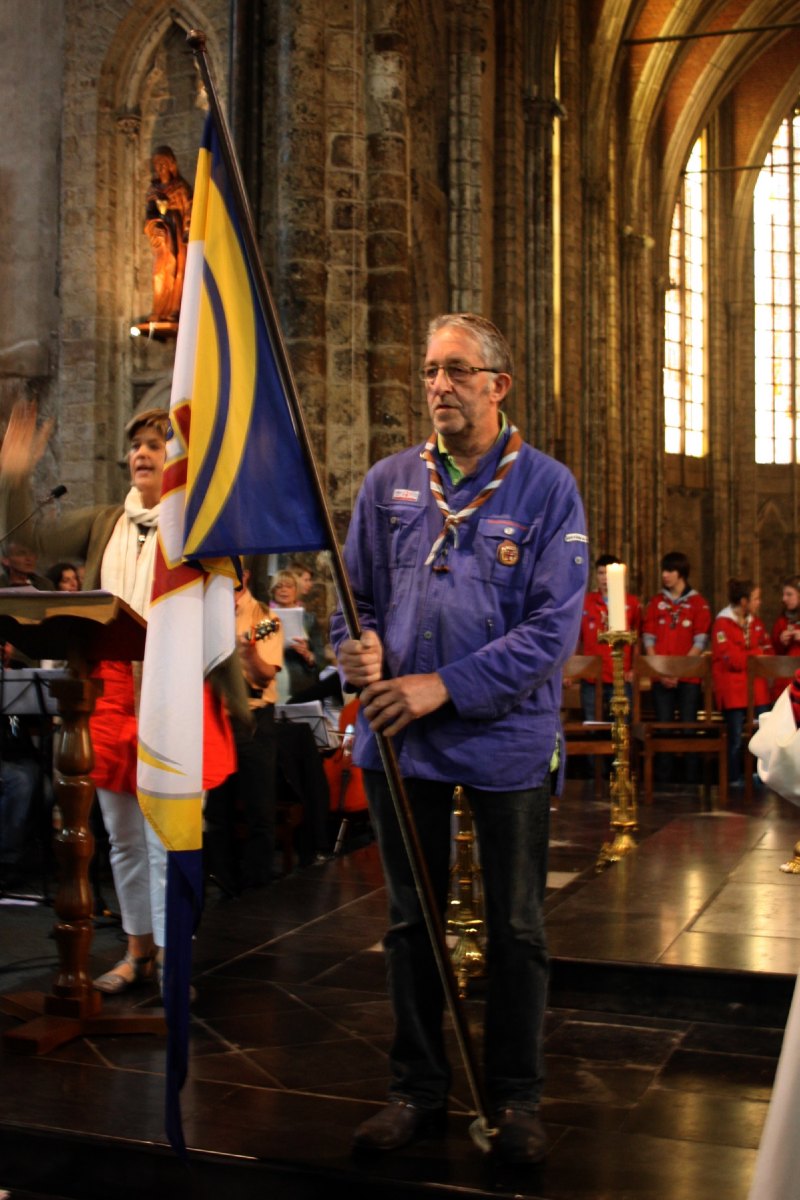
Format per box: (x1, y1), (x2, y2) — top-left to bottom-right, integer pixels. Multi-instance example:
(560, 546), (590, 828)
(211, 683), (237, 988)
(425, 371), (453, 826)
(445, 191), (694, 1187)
(330, 426), (588, 792)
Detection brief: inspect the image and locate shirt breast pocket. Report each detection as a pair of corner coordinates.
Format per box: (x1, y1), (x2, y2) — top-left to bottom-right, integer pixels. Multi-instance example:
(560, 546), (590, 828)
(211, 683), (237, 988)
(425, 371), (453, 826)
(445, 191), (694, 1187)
(473, 517), (535, 587)
(375, 503), (426, 570)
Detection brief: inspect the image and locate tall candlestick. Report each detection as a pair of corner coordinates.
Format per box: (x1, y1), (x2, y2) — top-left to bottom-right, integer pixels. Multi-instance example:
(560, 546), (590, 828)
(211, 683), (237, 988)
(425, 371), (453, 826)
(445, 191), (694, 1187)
(606, 563), (627, 631)
(597, 629), (638, 867)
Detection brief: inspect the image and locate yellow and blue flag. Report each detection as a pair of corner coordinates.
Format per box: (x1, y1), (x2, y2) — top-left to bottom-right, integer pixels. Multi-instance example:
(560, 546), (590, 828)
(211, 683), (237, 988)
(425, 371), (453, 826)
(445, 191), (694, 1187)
(137, 111), (329, 1157)
(180, 116), (328, 557)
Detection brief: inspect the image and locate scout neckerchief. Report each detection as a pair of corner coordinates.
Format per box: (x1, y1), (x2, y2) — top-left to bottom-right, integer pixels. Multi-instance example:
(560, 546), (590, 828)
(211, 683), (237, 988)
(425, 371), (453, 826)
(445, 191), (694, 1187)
(420, 423), (523, 570)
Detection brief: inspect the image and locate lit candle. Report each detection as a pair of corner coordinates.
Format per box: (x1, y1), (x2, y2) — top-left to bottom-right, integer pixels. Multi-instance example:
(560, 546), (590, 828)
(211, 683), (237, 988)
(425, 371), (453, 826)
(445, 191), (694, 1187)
(606, 563), (627, 631)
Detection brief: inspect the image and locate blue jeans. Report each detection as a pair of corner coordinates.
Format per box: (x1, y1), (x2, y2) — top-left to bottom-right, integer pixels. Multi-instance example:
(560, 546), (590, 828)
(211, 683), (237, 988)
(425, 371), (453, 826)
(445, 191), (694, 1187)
(0, 760), (38, 867)
(364, 770), (551, 1114)
(651, 681), (702, 782)
(580, 680), (612, 722)
(724, 706), (769, 785)
(580, 680), (631, 723)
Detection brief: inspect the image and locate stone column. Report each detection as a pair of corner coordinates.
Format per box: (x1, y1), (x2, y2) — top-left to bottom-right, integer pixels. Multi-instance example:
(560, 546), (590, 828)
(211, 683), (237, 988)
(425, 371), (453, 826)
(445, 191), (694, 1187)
(365, 0), (414, 462)
(582, 183), (611, 557)
(492, 0), (526, 408)
(523, 94), (557, 453)
(230, 0), (267, 231)
(275, 1), (328, 463)
(326, 3), (369, 539)
(520, 1), (561, 455)
(620, 225), (657, 588)
(558, 0), (586, 493)
(447, 0), (491, 312)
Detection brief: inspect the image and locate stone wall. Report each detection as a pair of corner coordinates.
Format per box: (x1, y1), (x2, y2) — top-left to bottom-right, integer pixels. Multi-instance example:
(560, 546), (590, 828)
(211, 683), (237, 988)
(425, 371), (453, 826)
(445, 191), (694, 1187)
(1, 0), (229, 511)
(0, 0), (65, 490)
(1, 0), (798, 623)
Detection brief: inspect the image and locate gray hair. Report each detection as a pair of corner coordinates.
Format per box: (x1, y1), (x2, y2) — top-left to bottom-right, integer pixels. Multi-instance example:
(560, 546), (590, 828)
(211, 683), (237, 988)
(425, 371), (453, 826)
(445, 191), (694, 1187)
(426, 313), (514, 375)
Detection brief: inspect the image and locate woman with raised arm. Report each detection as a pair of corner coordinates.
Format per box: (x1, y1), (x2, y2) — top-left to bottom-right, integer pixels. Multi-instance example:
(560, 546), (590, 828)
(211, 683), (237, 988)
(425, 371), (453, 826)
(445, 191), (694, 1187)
(0, 403), (242, 993)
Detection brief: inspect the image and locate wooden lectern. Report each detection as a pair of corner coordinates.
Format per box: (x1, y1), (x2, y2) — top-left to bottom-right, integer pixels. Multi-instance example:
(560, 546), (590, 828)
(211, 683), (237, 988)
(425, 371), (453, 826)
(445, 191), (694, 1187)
(0, 590), (166, 1052)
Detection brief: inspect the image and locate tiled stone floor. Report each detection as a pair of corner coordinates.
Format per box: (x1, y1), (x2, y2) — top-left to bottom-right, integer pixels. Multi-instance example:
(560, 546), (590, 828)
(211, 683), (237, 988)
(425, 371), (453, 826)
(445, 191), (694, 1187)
(1, 777), (800, 1199)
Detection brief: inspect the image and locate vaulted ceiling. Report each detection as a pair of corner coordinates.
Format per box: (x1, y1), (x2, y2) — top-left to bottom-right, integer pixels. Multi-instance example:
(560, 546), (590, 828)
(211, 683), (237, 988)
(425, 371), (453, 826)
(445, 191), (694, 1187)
(588, 1), (800, 252)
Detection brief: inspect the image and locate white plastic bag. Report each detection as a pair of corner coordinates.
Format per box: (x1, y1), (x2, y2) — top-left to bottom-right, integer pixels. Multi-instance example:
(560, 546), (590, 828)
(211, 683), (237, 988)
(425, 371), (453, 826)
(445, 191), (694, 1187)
(748, 687), (800, 804)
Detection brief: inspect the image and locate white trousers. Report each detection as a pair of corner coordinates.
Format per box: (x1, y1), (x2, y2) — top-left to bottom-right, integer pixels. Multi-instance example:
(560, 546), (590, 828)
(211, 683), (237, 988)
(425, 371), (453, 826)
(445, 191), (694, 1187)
(96, 788), (167, 947)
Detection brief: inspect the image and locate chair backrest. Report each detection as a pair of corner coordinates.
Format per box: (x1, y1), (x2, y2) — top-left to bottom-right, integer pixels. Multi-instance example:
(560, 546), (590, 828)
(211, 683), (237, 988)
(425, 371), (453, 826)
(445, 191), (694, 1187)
(563, 654), (604, 683)
(745, 655), (798, 725)
(562, 654), (604, 721)
(632, 654), (714, 723)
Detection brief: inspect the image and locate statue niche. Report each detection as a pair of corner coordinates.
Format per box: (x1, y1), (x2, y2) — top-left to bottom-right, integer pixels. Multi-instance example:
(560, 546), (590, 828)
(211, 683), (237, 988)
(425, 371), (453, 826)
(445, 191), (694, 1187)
(143, 145), (193, 326)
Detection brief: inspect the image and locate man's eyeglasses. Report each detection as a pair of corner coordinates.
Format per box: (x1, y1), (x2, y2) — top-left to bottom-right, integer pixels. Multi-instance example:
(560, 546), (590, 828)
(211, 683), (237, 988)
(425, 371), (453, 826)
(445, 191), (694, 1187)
(418, 363), (504, 386)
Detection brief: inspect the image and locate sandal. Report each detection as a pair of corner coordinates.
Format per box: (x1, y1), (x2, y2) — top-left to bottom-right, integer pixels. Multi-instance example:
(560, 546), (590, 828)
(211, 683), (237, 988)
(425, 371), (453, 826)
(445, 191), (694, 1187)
(93, 950), (155, 994)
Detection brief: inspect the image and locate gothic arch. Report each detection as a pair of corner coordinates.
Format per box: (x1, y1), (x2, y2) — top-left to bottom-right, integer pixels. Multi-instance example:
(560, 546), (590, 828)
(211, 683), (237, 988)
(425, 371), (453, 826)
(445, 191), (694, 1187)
(99, 1), (222, 113)
(624, 0), (722, 227)
(728, 61), (800, 287)
(656, 13), (800, 249)
(92, 4), (225, 467)
(583, 0), (640, 195)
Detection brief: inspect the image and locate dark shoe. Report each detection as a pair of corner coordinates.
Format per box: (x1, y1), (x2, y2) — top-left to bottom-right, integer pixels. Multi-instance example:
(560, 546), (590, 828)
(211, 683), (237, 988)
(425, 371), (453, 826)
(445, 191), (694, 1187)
(353, 1099), (447, 1152)
(492, 1107), (547, 1164)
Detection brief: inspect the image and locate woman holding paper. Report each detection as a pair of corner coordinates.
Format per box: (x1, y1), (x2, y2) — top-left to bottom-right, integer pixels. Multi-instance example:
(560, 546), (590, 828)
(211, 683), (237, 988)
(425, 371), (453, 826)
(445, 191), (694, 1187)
(270, 568), (321, 697)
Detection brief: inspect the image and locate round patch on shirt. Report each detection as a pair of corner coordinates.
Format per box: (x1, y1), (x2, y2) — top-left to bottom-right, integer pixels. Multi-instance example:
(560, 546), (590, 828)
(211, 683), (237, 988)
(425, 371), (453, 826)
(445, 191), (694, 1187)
(497, 539), (519, 566)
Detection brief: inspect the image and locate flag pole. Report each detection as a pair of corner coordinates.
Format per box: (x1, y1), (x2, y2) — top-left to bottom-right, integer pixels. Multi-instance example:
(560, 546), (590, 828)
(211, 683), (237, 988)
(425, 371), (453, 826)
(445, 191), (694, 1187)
(187, 29), (494, 1146)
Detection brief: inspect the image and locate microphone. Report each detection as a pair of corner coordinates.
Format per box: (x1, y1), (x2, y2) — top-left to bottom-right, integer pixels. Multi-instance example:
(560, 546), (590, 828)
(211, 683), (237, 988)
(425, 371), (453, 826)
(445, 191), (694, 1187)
(0, 484), (68, 546)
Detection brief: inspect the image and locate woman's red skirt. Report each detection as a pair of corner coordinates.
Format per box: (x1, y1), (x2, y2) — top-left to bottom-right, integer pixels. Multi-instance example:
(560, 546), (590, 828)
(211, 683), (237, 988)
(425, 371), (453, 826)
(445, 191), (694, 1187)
(89, 660), (235, 795)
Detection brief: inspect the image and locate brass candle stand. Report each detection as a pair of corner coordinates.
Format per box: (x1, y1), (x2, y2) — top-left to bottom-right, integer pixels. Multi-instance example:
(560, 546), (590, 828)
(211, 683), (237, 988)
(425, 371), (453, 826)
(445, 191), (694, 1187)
(447, 786), (486, 996)
(596, 630), (639, 868)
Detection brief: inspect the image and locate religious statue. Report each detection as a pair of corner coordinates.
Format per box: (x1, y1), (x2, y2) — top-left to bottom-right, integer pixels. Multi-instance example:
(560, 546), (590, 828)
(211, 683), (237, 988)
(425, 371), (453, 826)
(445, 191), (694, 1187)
(144, 146), (193, 323)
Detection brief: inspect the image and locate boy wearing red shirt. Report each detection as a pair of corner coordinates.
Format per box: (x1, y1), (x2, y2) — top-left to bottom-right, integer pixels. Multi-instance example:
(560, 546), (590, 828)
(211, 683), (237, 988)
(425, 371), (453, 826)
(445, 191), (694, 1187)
(579, 554), (641, 720)
(642, 551), (711, 783)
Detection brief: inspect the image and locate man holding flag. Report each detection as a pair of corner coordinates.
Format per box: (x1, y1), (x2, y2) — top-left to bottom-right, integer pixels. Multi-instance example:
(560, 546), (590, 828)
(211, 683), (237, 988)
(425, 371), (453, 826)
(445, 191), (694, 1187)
(332, 313), (588, 1163)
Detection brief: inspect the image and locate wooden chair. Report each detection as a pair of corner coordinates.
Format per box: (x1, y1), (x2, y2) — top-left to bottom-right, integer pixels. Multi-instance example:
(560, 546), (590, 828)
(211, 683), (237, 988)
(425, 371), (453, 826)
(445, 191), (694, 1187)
(561, 654), (615, 799)
(743, 656), (799, 802)
(632, 655), (727, 805)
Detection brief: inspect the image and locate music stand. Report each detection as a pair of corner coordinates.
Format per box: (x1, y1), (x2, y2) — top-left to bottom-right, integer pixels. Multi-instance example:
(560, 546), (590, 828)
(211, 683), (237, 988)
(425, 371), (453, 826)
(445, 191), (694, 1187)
(274, 701), (338, 751)
(0, 590), (167, 1053)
